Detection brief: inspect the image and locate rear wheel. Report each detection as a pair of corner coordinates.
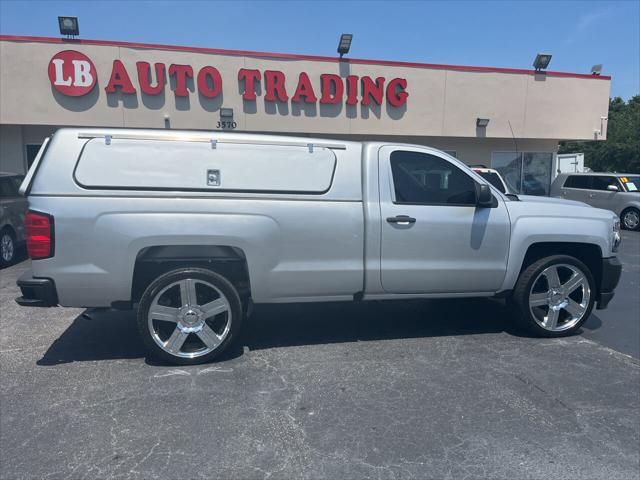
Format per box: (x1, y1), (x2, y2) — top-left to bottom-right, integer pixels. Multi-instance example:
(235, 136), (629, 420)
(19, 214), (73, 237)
(621, 207), (640, 231)
(137, 267), (242, 365)
(511, 255), (595, 337)
(0, 229), (16, 267)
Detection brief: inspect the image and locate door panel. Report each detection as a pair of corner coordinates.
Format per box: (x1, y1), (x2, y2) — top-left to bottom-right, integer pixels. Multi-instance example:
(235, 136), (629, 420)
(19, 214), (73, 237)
(379, 147), (510, 294)
(588, 176), (622, 212)
(560, 175), (592, 203)
(564, 187), (592, 204)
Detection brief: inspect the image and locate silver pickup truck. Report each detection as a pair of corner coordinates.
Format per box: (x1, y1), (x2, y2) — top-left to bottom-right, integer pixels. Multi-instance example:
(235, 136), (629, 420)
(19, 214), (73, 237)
(17, 129), (622, 365)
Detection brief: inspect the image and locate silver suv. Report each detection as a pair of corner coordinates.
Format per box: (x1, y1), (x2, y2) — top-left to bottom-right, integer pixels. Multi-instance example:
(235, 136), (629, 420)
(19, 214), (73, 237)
(0, 172), (26, 266)
(551, 173), (640, 231)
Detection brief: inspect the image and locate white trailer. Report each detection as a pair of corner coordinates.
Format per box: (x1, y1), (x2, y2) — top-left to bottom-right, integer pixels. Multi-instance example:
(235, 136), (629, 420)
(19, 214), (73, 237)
(555, 153), (586, 176)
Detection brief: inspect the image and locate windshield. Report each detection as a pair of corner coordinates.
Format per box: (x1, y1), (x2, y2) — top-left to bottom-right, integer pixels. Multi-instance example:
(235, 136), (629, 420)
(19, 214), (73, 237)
(475, 171), (506, 193)
(620, 176), (640, 192)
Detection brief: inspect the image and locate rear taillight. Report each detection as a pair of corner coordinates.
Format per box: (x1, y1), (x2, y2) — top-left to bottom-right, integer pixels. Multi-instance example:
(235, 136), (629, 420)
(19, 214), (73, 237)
(25, 211), (54, 259)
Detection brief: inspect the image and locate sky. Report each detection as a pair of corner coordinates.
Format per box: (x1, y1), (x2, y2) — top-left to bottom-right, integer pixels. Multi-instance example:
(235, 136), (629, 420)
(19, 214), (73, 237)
(0, 0), (638, 99)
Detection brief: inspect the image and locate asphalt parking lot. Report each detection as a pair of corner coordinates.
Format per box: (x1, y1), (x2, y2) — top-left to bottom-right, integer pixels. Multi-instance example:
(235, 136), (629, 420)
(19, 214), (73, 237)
(1, 233), (639, 479)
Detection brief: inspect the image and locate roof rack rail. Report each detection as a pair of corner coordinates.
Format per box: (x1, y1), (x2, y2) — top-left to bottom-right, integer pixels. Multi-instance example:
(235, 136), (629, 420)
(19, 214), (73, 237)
(77, 132), (347, 150)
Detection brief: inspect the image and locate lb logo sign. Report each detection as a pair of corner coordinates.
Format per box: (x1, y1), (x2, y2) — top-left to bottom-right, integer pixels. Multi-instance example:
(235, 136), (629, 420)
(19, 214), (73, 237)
(48, 50), (97, 96)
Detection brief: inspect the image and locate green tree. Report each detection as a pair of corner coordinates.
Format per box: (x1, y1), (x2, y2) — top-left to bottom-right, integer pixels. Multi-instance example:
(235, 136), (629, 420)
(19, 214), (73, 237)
(559, 96), (640, 173)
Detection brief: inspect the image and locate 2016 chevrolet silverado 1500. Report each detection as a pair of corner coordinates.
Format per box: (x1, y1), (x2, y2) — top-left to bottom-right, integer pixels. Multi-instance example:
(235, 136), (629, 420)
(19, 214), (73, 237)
(16, 129), (622, 364)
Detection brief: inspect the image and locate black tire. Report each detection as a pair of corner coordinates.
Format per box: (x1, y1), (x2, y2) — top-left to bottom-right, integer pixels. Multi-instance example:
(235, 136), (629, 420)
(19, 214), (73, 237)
(0, 228), (16, 267)
(621, 207), (640, 231)
(137, 267), (243, 365)
(510, 255), (596, 337)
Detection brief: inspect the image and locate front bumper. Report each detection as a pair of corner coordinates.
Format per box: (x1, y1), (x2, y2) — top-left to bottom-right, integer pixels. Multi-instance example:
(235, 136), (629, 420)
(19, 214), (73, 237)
(15, 272), (58, 307)
(596, 256), (622, 310)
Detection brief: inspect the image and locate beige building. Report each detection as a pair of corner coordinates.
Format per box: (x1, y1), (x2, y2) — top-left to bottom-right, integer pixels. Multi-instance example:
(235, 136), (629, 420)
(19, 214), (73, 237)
(0, 35), (610, 194)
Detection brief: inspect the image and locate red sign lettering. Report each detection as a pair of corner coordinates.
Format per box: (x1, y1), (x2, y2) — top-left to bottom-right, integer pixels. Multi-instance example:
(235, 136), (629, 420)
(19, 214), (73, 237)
(197, 66), (222, 98)
(292, 72), (317, 103)
(105, 59), (136, 94)
(137, 62), (165, 95)
(345, 75), (359, 106)
(168, 64), (193, 97)
(386, 78), (408, 107)
(361, 76), (385, 106)
(319, 74), (343, 104)
(238, 69), (261, 101)
(49, 51), (410, 109)
(264, 70), (289, 102)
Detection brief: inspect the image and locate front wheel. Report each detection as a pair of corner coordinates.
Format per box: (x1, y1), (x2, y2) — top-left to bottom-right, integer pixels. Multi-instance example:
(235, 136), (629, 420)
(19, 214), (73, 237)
(137, 267), (243, 365)
(511, 255), (595, 337)
(621, 207), (640, 231)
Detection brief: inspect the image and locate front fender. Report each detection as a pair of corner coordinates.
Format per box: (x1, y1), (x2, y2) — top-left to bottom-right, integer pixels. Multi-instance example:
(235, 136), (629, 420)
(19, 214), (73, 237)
(501, 207), (614, 291)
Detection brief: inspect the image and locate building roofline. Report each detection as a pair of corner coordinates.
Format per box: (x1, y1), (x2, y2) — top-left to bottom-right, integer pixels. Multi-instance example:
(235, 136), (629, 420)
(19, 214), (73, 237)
(0, 34), (612, 81)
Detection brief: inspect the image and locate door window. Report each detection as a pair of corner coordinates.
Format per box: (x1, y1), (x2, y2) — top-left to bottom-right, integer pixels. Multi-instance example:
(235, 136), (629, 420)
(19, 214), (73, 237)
(592, 176), (621, 191)
(620, 176), (640, 192)
(564, 175), (593, 189)
(390, 151), (476, 205)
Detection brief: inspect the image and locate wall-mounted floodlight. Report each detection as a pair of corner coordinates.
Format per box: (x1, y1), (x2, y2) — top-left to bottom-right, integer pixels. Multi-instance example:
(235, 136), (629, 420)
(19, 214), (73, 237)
(337, 34), (353, 58)
(220, 108), (233, 118)
(476, 118), (490, 127)
(58, 16), (79, 37)
(533, 53), (552, 71)
(591, 64), (603, 75)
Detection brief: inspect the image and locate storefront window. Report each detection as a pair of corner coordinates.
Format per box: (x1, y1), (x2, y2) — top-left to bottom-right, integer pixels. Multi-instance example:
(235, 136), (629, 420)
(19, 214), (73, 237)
(491, 152), (522, 194)
(522, 153), (552, 195)
(491, 152), (553, 196)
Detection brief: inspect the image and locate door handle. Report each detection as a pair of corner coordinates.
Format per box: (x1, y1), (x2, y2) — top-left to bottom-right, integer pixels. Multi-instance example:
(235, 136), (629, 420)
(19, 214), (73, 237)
(386, 215), (416, 224)
(589, 193), (595, 198)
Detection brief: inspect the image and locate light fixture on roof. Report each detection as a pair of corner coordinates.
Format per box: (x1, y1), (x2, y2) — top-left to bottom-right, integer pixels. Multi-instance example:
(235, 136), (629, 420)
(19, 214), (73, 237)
(476, 118), (490, 128)
(533, 53), (552, 71)
(591, 64), (603, 76)
(337, 34), (353, 58)
(220, 108), (233, 118)
(58, 16), (79, 38)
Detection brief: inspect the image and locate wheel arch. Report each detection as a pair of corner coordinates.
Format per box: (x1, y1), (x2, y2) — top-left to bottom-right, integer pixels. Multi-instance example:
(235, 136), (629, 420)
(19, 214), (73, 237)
(518, 242), (603, 294)
(131, 244), (251, 306)
(0, 223), (16, 236)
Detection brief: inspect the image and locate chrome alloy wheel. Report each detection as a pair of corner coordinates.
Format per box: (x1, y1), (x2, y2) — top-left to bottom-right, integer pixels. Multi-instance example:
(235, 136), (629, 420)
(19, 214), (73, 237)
(528, 263), (591, 332)
(623, 209), (639, 230)
(1, 233), (14, 263)
(147, 278), (232, 359)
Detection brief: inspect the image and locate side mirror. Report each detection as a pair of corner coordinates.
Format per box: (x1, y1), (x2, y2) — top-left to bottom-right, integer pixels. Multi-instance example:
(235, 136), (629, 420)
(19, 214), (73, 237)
(607, 185), (619, 192)
(476, 183), (494, 207)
